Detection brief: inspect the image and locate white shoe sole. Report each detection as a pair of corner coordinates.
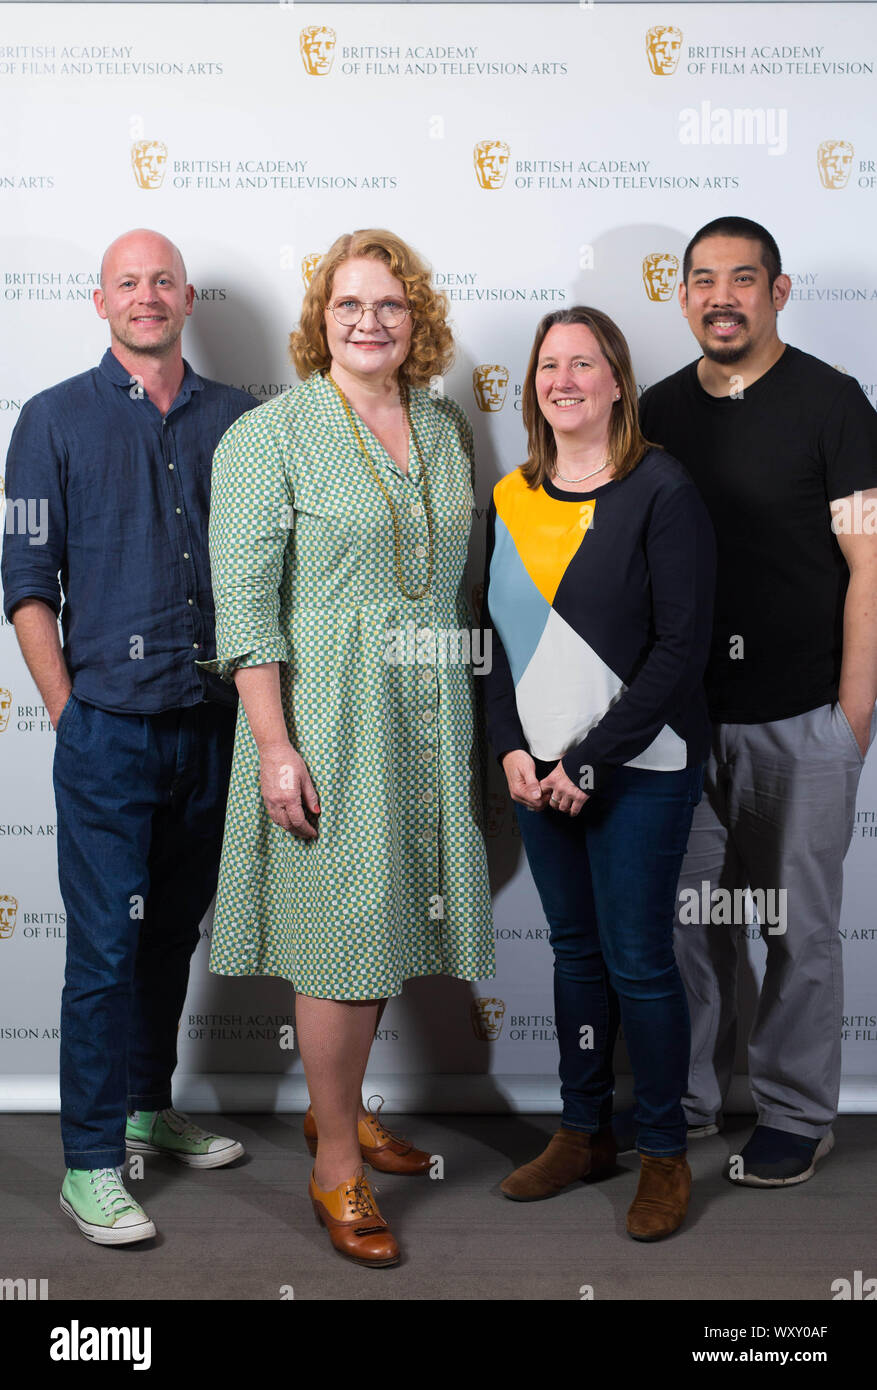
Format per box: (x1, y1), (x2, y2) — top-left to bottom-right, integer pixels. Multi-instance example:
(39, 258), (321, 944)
(125, 1137), (245, 1169)
(688, 1123), (720, 1140)
(730, 1131), (835, 1187)
(60, 1193), (156, 1245)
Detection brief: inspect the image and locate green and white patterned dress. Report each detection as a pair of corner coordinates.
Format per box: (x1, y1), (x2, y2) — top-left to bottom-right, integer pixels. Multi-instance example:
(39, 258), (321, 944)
(200, 370), (495, 999)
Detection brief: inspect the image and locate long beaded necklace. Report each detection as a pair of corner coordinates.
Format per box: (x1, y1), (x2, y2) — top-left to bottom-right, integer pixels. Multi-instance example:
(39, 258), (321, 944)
(326, 373), (434, 601)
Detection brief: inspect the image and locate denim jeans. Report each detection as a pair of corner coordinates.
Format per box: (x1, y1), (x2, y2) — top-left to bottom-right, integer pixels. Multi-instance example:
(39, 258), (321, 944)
(515, 763), (704, 1155)
(53, 695), (236, 1169)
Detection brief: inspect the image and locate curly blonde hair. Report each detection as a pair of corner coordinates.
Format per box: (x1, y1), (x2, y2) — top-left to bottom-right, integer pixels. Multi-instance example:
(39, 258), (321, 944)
(289, 229), (454, 386)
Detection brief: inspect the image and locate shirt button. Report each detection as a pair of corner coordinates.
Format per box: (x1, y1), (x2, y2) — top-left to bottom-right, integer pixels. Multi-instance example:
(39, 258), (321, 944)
(410, 502), (422, 517)
(420, 747), (434, 763)
(421, 709), (434, 723)
(183, 552), (190, 559)
(175, 507), (182, 515)
(187, 598), (194, 606)
(415, 543), (427, 558)
(168, 463), (175, 470)
(192, 643), (200, 649)
(422, 789), (434, 803)
(419, 667), (432, 682)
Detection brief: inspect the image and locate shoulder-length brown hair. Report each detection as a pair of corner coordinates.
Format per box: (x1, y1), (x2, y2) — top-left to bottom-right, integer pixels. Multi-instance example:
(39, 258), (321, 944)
(521, 306), (655, 488)
(289, 229), (454, 387)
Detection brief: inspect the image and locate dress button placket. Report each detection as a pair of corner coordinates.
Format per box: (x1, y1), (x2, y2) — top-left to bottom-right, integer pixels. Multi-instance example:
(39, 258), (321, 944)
(398, 437), (440, 959)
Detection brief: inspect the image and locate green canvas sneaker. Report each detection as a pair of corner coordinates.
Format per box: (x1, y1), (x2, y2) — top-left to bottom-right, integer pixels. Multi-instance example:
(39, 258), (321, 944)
(60, 1166), (156, 1245)
(126, 1107), (244, 1168)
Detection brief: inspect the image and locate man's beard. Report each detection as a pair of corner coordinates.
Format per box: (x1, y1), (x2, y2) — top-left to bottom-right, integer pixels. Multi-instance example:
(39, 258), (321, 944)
(700, 316), (750, 366)
(114, 319), (182, 356)
(701, 340), (750, 365)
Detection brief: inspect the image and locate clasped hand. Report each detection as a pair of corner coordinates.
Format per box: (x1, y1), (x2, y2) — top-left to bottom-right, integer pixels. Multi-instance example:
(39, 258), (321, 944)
(501, 750), (588, 816)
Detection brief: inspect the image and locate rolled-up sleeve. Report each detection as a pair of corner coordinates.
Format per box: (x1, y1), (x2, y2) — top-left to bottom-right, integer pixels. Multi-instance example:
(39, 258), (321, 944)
(197, 407), (294, 683)
(1, 397), (68, 622)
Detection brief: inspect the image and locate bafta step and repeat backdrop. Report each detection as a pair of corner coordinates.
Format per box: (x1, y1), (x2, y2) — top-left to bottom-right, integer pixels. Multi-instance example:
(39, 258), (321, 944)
(2, 1), (877, 1111)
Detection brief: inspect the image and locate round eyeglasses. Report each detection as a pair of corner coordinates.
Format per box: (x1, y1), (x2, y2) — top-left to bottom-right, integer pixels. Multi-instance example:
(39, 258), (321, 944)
(328, 298), (411, 329)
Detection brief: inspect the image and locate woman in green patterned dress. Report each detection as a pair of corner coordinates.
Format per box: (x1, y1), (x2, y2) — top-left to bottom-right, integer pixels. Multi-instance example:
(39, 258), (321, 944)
(201, 229), (494, 1268)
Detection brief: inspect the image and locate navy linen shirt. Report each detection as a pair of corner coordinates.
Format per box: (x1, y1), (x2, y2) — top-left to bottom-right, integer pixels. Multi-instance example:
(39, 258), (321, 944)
(1, 348), (256, 713)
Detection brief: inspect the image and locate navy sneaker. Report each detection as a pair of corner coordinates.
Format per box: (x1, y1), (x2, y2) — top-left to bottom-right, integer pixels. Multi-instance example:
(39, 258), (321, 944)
(727, 1124), (834, 1187)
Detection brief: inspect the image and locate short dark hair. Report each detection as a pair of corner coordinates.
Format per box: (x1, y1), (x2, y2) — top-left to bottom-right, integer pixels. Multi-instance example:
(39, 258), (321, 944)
(683, 217), (782, 287)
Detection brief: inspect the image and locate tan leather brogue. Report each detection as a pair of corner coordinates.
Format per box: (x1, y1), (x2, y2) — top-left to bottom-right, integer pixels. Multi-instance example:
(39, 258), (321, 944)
(304, 1102), (432, 1176)
(309, 1167), (400, 1268)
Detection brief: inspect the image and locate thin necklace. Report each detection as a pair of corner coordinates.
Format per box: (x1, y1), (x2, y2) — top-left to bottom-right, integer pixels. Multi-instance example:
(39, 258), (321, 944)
(326, 373), (434, 601)
(553, 456), (612, 484)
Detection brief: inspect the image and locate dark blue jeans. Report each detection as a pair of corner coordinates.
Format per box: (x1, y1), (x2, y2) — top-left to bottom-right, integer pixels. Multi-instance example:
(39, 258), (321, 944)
(53, 696), (236, 1169)
(515, 764), (703, 1156)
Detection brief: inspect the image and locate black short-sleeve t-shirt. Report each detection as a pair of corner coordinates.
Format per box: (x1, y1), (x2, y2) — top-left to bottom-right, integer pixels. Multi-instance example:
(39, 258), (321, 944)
(639, 345), (877, 724)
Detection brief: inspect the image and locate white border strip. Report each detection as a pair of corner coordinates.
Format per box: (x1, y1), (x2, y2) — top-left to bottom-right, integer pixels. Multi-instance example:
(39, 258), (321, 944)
(2, 1074), (875, 1113)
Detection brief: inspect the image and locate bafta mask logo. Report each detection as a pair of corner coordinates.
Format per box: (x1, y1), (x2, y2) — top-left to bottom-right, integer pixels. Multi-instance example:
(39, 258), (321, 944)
(471, 997), (506, 1041)
(473, 364), (510, 412)
(0, 895), (18, 941)
(300, 25), (336, 76)
(474, 140), (510, 190)
(642, 252), (680, 302)
(646, 25), (683, 76)
(301, 253), (323, 288)
(817, 140), (854, 189)
(0, 688), (11, 733)
(131, 140), (168, 190)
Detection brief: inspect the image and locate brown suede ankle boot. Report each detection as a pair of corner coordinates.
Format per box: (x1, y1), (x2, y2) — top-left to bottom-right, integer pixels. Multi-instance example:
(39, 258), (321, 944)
(626, 1153), (691, 1240)
(500, 1126), (617, 1201)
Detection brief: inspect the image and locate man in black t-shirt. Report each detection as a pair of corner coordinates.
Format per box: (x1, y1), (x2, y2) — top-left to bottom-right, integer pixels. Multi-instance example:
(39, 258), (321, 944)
(639, 216), (877, 1187)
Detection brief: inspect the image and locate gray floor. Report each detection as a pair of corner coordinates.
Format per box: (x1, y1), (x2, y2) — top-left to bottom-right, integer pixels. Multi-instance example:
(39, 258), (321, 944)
(1, 1113), (875, 1301)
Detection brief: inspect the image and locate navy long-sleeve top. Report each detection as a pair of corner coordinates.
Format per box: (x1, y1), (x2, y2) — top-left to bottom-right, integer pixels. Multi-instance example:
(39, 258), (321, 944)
(1, 348), (256, 712)
(482, 448), (717, 791)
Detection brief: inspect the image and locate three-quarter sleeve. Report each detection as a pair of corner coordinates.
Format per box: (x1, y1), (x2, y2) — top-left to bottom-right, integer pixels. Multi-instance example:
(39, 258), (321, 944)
(197, 407), (294, 683)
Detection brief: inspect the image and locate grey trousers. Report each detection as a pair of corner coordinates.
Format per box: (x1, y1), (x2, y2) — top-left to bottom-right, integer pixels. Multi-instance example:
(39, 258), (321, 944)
(674, 701), (875, 1139)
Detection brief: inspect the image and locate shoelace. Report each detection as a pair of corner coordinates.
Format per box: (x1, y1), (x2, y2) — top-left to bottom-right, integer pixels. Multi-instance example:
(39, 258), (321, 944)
(90, 1166), (137, 1217)
(344, 1169), (385, 1231)
(365, 1093), (413, 1154)
(161, 1107), (214, 1143)
(345, 1178), (378, 1219)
